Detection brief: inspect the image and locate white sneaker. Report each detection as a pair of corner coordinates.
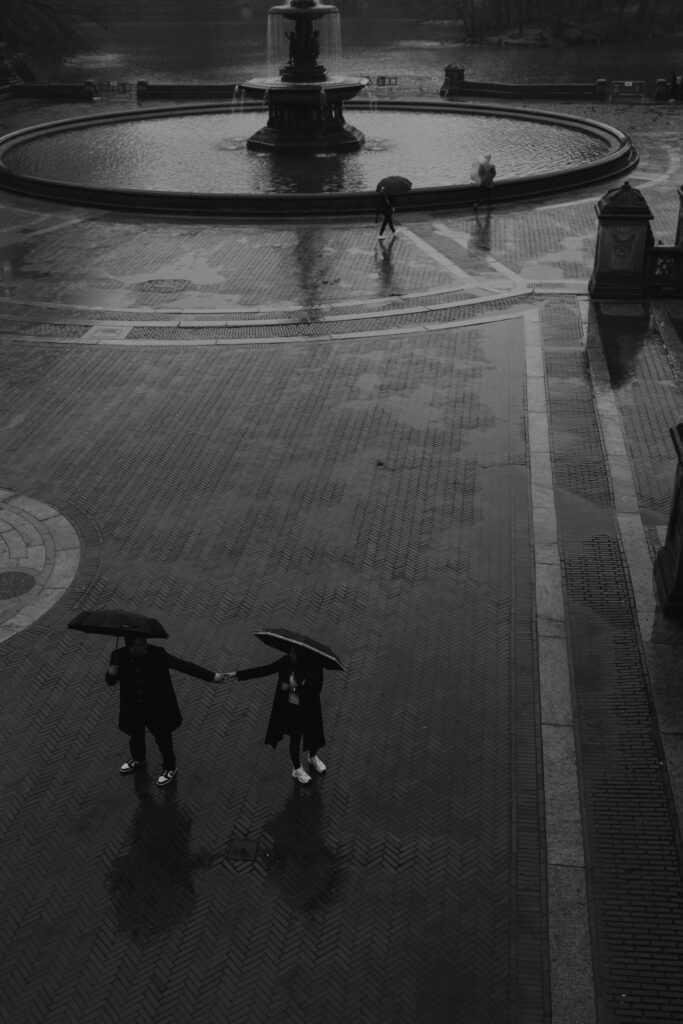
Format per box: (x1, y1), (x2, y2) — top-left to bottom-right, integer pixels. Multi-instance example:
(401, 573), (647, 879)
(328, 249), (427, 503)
(292, 766), (312, 784)
(120, 758), (146, 775)
(307, 754), (326, 774)
(157, 768), (177, 787)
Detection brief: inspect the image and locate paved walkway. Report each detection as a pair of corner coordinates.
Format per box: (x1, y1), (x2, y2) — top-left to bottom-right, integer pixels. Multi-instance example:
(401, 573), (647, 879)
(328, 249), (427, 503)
(1, 97), (683, 1024)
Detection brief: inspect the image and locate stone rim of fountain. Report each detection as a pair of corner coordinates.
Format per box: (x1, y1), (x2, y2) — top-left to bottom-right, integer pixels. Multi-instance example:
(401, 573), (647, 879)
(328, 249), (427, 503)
(0, 99), (638, 217)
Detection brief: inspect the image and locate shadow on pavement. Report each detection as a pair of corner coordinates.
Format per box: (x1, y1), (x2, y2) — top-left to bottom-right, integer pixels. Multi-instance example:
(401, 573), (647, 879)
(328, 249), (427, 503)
(107, 772), (210, 942)
(263, 782), (342, 912)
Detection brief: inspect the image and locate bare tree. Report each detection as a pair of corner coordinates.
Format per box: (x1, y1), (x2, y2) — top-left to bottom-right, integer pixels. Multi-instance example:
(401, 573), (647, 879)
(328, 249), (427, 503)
(0, 0), (102, 65)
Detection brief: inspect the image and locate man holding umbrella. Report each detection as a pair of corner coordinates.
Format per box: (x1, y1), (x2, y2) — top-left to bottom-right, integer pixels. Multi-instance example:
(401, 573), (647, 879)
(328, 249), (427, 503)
(69, 609), (227, 787)
(107, 633), (228, 786)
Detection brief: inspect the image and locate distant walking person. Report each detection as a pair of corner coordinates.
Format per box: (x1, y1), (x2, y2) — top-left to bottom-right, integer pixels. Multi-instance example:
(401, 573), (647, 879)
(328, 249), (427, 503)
(376, 191), (397, 239)
(107, 634), (226, 786)
(472, 153), (496, 210)
(227, 646), (327, 785)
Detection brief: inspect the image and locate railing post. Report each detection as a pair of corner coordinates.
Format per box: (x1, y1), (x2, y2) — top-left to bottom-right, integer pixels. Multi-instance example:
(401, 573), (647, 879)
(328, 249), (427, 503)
(675, 185), (683, 248)
(589, 181), (654, 299)
(440, 64), (465, 97)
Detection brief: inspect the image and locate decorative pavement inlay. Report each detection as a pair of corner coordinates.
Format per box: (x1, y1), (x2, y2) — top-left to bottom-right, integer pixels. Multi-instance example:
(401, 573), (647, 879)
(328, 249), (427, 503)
(0, 489), (81, 643)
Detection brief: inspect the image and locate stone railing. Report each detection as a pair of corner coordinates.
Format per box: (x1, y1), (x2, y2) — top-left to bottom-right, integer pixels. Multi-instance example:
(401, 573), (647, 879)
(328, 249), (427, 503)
(440, 64), (610, 101)
(366, 74), (439, 96)
(645, 246), (683, 297)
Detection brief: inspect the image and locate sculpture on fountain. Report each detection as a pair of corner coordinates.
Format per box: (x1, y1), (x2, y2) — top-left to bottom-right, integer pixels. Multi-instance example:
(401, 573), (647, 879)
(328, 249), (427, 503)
(240, 0), (367, 153)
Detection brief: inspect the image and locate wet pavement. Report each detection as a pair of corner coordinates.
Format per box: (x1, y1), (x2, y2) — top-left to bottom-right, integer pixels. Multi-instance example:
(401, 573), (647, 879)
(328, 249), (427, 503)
(1, 97), (683, 1024)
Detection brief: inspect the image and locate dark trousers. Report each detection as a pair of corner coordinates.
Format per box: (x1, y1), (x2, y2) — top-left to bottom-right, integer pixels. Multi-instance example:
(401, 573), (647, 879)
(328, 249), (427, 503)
(474, 184), (493, 208)
(285, 706), (318, 768)
(379, 209), (396, 235)
(130, 723), (176, 770)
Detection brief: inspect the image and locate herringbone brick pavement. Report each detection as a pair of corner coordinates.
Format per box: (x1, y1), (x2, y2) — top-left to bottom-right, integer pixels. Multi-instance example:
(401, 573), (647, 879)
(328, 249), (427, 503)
(0, 219), (458, 310)
(0, 319), (547, 1023)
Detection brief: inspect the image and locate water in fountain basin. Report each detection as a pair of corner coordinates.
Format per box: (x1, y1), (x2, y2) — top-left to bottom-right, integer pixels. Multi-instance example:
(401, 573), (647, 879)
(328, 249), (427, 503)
(3, 109), (609, 195)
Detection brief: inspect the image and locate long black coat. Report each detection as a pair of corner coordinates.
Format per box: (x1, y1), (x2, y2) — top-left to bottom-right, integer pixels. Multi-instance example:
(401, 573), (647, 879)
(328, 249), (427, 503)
(106, 645), (214, 735)
(236, 655), (325, 752)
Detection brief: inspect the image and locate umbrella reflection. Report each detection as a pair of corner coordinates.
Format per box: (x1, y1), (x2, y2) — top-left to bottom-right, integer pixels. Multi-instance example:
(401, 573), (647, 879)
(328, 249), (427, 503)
(107, 774), (209, 941)
(375, 233), (397, 294)
(264, 784), (341, 911)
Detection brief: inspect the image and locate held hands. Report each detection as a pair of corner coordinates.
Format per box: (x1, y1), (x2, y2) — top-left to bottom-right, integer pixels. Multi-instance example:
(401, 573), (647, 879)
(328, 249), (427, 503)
(214, 671), (237, 683)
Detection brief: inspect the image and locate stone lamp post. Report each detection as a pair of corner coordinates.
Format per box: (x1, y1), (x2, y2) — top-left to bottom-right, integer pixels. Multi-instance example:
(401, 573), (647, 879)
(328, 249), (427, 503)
(589, 181), (654, 300)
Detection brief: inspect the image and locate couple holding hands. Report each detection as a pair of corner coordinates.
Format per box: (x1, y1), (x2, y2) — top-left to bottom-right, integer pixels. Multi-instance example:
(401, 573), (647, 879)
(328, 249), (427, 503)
(106, 634), (327, 787)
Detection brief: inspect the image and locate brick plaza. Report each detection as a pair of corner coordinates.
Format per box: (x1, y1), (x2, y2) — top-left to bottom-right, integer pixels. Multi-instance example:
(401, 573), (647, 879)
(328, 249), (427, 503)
(1, 97), (683, 1023)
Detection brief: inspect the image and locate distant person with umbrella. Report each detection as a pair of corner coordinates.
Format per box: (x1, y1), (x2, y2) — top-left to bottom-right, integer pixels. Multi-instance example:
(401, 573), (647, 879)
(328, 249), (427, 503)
(375, 175), (412, 240)
(227, 628), (344, 785)
(69, 609), (227, 787)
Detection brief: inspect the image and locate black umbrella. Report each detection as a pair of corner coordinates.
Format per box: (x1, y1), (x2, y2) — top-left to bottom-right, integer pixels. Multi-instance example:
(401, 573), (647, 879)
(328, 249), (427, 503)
(376, 175), (412, 195)
(68, 609), (169, 638)
(254, 628), (344, 672)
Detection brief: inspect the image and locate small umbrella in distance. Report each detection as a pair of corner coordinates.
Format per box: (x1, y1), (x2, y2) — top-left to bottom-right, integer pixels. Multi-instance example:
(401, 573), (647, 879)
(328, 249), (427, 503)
(68, 609), (169, 639)
(254, 627), (344, 672)
(376, 175), (412, 195)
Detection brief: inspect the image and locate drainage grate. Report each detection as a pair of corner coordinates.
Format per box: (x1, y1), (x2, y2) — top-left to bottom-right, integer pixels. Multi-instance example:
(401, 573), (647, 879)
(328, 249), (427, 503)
(125, 295), (528, 342)
(137, 279), (190, 294)
(563, 535), (633, 626)
(553, 460), (613, 508)
(224, 837), (260, 864)
(0, 571), (35, 599)
(0, 320), (90, 338)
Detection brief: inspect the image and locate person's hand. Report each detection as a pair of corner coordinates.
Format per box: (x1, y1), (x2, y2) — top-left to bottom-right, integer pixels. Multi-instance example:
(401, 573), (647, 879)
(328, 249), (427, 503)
(225, 670), (237, 680)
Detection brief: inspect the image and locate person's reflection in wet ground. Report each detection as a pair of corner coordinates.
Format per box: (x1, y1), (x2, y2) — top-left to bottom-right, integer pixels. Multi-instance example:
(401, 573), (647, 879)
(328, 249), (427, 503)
(375, 232), (397, 295)
(470, 207), (492, 252)
(107, 771), (210, 942)
(264, 784), (341, 912)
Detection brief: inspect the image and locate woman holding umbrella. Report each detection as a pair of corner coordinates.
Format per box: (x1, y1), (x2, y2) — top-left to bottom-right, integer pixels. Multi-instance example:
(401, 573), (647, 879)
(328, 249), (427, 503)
(227, 629), (343, 785)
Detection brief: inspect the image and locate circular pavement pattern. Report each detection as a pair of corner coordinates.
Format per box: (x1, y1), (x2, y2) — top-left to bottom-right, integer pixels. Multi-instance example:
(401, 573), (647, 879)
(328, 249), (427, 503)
(0, 489), (81, 643)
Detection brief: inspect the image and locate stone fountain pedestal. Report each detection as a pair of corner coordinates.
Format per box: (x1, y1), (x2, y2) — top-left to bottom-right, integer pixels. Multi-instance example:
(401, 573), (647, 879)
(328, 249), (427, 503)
(240, 0), (366, 154)
(240, 78), (365, 153)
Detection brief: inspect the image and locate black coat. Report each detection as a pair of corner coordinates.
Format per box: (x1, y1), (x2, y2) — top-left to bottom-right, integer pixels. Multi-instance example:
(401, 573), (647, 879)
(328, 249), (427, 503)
(236, 655), (325, 752)
(375, 193), (396, 221)
(106, 645), (214, 735)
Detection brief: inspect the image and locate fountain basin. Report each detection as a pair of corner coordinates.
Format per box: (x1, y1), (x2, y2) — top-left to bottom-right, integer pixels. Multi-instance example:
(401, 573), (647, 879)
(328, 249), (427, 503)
(241, 75), (370, 102)
(240, 75), (368, 152)
(0, 100), (638, 217)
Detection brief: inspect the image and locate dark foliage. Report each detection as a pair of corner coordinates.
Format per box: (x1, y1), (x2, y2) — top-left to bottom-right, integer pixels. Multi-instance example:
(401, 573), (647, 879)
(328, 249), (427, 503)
(0, 0), (107, 66)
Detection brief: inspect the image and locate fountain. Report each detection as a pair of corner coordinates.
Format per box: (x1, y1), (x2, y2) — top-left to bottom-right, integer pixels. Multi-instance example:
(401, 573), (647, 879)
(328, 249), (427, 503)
(0, 0), (639, 216)
(240, 0), (367, 153)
